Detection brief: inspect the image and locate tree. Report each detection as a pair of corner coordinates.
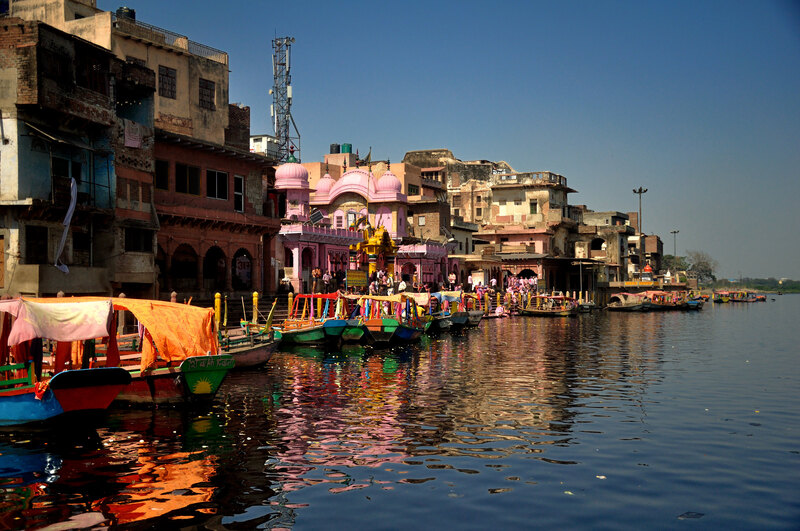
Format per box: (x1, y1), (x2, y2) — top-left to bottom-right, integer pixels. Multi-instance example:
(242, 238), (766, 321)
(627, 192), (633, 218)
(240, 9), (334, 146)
(686, 250), (718, 283)
(662, 254), (690, 272)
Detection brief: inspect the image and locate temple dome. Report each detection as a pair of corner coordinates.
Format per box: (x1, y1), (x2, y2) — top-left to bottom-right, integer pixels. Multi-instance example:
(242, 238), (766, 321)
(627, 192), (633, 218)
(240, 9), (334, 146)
(316, 173), (335, 194)
(376, 169), (402, 192)
(329, 168), (375, 198)
(274, 162), (309, 189)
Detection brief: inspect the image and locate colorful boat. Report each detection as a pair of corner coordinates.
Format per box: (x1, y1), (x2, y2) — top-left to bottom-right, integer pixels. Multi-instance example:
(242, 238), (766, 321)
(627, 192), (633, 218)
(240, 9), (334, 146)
(273, 293), (343, 346)
(0, 298), (132, 425)
(712, 291), (731, 303)
(642, 290), (686, 311)
(96, 297), (234, 406)
(220, 296), (279, 369)
(728, 290), (758, 302)
(521, 294), (579, 317)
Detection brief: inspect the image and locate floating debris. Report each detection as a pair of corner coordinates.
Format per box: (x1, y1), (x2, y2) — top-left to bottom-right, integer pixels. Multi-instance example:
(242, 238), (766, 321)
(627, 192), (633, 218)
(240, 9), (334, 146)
(678, 512), (705, 519)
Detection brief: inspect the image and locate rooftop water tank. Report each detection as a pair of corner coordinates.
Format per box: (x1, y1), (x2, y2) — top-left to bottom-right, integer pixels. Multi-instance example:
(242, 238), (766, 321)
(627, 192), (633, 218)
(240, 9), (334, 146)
(116, 6), (136, 20)
(341, 143), (352, 154)
(330, 143), (340, 154)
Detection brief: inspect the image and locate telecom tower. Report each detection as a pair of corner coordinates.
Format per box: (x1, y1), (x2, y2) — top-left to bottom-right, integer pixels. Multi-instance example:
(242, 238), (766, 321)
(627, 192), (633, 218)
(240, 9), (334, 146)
(270, 36), (300, 162)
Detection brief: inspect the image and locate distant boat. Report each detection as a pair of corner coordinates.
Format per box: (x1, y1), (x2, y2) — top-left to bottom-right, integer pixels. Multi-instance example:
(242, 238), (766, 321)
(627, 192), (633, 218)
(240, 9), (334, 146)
(521, 294), (578, 317)
(607, 293), (646, 312)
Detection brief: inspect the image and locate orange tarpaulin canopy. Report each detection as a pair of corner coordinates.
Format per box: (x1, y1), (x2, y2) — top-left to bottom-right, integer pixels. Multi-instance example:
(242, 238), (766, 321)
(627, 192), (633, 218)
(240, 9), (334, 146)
(30, 297), (218, 371)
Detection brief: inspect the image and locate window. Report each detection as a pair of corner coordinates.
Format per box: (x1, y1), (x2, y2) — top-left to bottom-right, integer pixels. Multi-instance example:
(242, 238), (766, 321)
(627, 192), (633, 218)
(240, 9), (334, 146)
(155, 160), (169, 190)
(453, 209), (460, 217)
(476, 208), (482, 217)
(52, 157), (82, 183)
(336, 215), (344, 229)
(25, 226), (48, 264)
(476, 196), (482, 203)
(407, 184), (420, 195)
(418, 215), (426, 226)
(199, 78), (215, 110)
(175, 163), (200, 195)
(529, 201), (538, 214)
(207, 169), (228, 200)
(158, 66), (176, 99)
(124, 228), (153, 252)
(514, 200), (522, 206)
(347, 212), (356, 227)
(234, 175), (244, 212)
(452, 195), (461, 207)
(501, 237), (509, 242)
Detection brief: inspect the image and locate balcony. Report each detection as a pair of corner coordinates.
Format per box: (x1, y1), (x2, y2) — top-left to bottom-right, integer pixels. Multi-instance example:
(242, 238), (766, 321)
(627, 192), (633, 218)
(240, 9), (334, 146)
(112, 15), (228, 65)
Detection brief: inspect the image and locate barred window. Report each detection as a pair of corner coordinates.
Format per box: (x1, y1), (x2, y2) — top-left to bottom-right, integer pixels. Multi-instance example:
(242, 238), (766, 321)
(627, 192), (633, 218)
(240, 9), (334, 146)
(158, 65), (176, 99)
(199, 78), (215, 110)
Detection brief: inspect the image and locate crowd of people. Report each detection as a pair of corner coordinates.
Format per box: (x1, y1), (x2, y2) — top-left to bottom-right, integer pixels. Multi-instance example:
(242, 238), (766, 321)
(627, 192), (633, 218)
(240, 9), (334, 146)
(278, 268), (543, 303)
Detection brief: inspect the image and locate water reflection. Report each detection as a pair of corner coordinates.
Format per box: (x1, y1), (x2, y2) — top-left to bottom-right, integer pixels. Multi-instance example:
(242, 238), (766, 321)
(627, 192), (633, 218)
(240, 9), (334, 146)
(209, 313), (675, 525)
(1, 301), (792, 528)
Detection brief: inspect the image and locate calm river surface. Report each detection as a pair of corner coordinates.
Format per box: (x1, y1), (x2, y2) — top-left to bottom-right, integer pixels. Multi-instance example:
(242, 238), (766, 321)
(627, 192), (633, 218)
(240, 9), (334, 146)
(1, 296), (798, 529)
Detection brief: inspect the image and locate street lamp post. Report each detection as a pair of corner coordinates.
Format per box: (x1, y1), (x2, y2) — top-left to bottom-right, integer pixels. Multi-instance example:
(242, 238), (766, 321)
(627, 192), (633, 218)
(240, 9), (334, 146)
(670, 229), (679, 258)
(632, 187), (648, 279)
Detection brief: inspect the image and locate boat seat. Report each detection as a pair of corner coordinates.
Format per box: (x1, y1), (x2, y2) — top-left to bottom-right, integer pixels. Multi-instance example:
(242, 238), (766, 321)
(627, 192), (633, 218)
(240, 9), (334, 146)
(0, 363), (35, 390)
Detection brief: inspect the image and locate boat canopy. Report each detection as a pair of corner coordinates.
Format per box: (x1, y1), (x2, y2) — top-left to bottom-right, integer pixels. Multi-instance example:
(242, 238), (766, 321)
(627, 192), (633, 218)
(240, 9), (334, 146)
(8, 297), (219, 371)
(431, 291), (464, 303)
(0, 298), (113, 346)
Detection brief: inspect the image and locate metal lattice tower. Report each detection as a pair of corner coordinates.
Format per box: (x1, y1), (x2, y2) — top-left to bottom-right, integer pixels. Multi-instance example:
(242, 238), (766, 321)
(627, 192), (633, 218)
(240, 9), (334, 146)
(270, 36), (300, 162)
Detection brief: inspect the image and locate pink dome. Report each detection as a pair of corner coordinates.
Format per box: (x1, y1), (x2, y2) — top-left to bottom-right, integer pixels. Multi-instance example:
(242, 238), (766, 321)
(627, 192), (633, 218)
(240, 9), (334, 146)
(329, 168), (375, 198)
(274, 162), (309, 190)
(376, 169), (402, 192)
(316, 173), (335, 194)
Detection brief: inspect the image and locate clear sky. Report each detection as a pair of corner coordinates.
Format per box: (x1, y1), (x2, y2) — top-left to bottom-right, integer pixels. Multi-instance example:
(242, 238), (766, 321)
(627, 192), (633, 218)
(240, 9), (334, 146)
(99, 0), (800, 280)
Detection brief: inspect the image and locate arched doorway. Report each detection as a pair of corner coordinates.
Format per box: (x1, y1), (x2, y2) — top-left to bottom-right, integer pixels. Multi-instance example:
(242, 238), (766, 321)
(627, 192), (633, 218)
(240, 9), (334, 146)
(203, 246), (227, 292)
(232, 248), (252, 291)
(519, 268), (537, 279)
(171, 244), (199, 291)
(401, 262), (416, 282)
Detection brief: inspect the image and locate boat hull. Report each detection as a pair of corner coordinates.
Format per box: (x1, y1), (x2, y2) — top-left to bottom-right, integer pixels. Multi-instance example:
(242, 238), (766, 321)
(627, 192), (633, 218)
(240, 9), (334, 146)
(115, 355), (234, 406)
(394, 323), (423, 343)
(466, 310), (484, 327)
(364, 318), (398, 345)
(0, 368), (131, 426)
(341, 319), (368, 343)
(521, 308), (578, 317)
(274, 323), (327, 345)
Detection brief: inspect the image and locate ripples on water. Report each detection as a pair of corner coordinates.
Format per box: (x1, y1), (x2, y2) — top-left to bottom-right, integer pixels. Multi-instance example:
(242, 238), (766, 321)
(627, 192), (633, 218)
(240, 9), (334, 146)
(0, 297), (798, 529)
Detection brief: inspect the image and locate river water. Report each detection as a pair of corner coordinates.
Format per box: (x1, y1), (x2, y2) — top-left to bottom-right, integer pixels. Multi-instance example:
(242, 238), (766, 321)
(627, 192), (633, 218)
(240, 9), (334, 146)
(1, 296), (798, 529)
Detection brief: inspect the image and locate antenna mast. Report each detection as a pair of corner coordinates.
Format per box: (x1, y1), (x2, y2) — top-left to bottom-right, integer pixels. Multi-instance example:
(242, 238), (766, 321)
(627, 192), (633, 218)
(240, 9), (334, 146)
(270, 36), (300, 162)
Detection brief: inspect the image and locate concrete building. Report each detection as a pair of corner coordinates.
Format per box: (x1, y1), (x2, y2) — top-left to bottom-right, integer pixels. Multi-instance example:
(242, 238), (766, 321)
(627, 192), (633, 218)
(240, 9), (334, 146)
(0, 18), (132, 296)
(7, 0), (282, 299)
(8, 0), (230, 146)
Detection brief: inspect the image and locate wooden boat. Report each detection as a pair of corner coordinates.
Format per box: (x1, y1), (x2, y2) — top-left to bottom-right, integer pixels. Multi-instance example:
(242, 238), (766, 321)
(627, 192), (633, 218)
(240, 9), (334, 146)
(219, 296), (279, 369)
(642, 290), (685, 311)
(350, 294), (427, 346)
(94, 297), (235, 406)
(728, 290), (757, 303)
(434, 291), (483, 329)
(0, 298), (132, 426)
(273, 293), (343, 346)
(712, 290), (730, 303)
(607, 293), (646, 312)
(521, 294), (578, 317)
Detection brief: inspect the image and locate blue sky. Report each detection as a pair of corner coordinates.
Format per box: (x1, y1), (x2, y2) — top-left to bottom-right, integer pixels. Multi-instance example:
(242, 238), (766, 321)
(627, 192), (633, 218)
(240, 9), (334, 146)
(99, 0), (800, 279)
